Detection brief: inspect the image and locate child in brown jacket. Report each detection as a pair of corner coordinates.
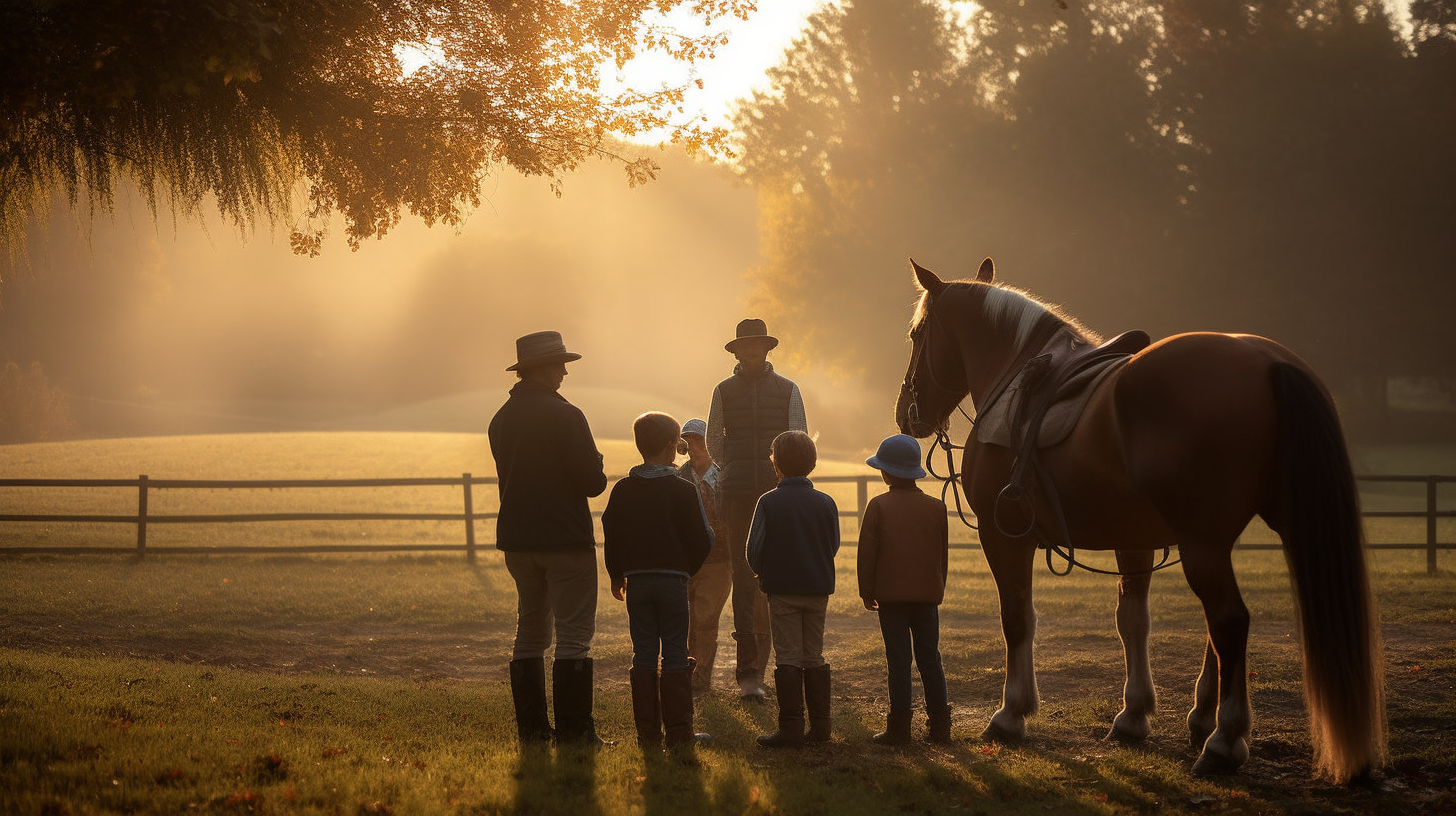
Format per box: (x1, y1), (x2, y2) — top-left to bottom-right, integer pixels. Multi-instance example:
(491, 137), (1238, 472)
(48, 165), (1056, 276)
(857, 433), (952, 745)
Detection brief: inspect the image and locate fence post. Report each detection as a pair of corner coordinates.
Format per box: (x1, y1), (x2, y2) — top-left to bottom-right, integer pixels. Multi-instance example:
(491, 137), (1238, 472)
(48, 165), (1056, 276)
(856, 477), (869, 525)
(463, 473), (476, 563)
(1428, 477), (1438, 575)
(137, 474), (149, 558)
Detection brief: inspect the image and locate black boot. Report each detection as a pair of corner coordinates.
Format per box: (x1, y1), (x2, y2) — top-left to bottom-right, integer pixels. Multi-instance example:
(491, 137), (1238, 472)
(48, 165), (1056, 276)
(509, 657), (552, 744)
(757, 665), (805, 748)
(871, 709), (913, 746)
(628, 665), (662, 751)
(804, 664), (832, 743)
(553, 658), (608, 747)
(662, 658), (711, 752)
(926, 703), (953, 744)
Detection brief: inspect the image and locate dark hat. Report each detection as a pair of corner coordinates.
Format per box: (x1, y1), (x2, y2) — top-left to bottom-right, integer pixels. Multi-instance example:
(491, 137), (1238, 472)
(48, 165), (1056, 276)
(725, 318), (779, 353)
(866, 433), (927, 480)
(506, 330), (582, 371)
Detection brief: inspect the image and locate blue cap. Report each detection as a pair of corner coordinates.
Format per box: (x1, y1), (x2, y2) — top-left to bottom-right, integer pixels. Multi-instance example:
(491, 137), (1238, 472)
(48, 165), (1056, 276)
(865, 434), (926, 480)
(681, 418), (707, 438)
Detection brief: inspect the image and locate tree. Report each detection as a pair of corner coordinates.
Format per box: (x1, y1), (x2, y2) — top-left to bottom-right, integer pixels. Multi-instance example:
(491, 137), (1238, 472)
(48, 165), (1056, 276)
(0, 0), (751, 263)
(0, 361), (73, 443)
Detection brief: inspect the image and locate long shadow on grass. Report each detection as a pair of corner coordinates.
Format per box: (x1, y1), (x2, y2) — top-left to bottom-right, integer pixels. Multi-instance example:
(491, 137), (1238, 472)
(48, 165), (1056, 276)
(512, 743), (604, 816)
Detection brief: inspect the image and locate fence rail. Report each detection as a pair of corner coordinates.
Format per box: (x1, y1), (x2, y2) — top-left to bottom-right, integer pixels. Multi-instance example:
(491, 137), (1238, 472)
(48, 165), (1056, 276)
(1, 473), (1452, 571)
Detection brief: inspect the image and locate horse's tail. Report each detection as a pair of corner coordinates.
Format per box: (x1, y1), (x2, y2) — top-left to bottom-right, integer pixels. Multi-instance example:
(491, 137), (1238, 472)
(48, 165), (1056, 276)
(1271, 361), (1386, 783)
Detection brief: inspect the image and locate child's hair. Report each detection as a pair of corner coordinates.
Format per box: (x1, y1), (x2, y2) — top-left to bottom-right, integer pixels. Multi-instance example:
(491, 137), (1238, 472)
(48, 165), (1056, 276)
(633, 412), (682, 458)
(771, 430), (817, 477)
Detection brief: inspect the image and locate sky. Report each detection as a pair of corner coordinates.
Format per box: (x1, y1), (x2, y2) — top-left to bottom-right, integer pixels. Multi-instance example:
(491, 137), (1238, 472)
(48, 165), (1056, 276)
(608, 1), (828, 136)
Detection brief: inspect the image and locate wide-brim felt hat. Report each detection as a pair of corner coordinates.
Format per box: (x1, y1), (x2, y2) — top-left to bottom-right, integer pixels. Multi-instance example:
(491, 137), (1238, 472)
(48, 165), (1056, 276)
(725, 318), (779, 352)
(506, 330), (582, 371)
(866, 433), (927, 480)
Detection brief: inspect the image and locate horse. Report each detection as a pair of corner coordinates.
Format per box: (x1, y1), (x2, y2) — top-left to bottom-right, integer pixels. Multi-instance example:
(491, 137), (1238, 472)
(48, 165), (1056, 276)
(895, 257), (1385, 784)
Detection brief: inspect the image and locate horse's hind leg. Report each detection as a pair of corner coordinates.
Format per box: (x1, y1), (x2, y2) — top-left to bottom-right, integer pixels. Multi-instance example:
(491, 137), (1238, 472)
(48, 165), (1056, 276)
(981, 538), (1039, 743)
(1107, 549), (1156, 744)
(1187, 638), (1218, 749)
(1180, 542), (1251, 776)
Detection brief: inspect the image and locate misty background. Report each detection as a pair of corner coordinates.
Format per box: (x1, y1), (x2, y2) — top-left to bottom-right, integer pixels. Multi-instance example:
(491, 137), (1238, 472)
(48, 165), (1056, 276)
(3, 0), (1454, 459)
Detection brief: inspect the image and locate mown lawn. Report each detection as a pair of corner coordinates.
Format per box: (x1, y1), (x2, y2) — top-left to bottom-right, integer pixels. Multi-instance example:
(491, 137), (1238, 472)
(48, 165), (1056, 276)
(2, 433), (1453, 814)
(1, 549), (1453, 816)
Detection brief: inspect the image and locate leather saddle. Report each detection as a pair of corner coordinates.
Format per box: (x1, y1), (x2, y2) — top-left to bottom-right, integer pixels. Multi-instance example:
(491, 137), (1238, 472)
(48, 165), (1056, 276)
(977, 329), (1151, 547)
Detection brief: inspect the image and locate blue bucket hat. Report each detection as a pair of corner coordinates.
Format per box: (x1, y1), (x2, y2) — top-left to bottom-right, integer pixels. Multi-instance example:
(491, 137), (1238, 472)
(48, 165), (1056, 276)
(865, 434), (926, 480)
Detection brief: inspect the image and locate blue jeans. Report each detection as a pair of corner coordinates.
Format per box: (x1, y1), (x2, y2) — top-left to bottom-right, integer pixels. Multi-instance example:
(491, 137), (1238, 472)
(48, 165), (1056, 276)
(625, 572), (691, 671)
(878, 602), (948, 712)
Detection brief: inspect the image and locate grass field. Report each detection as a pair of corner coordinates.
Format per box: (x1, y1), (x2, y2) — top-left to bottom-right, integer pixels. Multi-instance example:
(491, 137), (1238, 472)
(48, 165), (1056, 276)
(1, 434), (1455, 815)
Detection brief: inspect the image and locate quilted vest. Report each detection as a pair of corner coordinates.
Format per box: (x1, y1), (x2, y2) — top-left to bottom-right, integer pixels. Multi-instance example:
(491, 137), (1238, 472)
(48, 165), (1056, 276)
(717, 365), (794, 497)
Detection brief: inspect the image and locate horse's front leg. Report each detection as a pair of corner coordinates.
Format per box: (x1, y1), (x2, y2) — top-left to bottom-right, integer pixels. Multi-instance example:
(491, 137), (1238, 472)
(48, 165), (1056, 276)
(1107, 549), (1156, 744)
(980, 537), (1039, 743)
(1180, 544), (1251, 775)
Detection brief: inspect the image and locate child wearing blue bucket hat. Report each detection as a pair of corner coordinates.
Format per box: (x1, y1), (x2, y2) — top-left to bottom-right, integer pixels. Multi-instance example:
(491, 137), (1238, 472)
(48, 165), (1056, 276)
(858, 433), (953, 745)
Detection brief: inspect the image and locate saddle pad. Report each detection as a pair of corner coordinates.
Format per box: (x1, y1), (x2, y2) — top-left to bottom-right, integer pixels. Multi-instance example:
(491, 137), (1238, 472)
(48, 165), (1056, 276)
(976, 342), (1130, 449)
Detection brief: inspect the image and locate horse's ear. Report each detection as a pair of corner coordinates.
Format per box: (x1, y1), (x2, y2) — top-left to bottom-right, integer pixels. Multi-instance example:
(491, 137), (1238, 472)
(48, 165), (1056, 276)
(976, 257), (995, 283)
(910, 258), (946, 295)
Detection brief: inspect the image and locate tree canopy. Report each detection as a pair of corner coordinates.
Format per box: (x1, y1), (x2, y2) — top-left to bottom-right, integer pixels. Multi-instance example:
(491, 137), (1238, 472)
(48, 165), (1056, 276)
(733, 0), (1456, 438)
(0, 0), (751, 261)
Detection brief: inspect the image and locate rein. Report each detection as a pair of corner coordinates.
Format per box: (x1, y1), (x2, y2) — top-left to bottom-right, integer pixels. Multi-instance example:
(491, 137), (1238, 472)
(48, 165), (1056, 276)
(906, 291), (1181, 579)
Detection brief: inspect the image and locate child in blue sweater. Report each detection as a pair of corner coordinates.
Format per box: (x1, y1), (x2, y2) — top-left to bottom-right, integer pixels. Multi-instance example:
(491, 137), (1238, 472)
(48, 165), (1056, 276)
(747, 430), (840, 747)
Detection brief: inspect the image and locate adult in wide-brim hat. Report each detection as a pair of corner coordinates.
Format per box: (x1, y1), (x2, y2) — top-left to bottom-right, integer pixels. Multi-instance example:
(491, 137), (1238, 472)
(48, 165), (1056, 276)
(725, 319), (779, 353)
(506, 330), (583, 371)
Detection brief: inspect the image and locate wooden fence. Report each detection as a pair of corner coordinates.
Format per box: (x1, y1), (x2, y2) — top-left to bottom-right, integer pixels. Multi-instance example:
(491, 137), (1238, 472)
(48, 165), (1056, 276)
(0, 474), (1452, 572)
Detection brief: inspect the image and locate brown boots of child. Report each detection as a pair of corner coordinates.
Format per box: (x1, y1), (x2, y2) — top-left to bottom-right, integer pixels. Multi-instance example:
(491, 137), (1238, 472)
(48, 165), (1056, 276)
(630, 658), (711, 753)
(757, 664), (832, 747)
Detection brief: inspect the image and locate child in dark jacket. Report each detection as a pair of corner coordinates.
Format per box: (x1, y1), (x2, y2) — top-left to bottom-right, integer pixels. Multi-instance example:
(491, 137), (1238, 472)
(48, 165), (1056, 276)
(603, 412), (714, 752)
(746, 430), (840, 747)
(858, 433), (952, 745)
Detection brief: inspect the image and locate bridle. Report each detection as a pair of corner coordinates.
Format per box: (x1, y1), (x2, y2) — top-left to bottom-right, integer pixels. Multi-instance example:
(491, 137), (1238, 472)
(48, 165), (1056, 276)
(902, 295), (980, 530)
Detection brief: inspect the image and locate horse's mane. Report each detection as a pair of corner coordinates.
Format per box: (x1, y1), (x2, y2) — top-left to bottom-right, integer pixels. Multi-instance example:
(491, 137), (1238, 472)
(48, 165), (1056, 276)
(912, 281), (1103, 347)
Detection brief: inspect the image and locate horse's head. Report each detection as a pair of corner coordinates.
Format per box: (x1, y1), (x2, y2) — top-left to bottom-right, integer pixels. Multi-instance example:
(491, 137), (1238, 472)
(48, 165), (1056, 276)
(895, 257), (996, 437)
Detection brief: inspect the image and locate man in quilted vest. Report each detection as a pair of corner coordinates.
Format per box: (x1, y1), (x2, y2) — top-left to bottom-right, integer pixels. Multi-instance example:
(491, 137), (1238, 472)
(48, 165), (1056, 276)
(705, 319), (808, 701)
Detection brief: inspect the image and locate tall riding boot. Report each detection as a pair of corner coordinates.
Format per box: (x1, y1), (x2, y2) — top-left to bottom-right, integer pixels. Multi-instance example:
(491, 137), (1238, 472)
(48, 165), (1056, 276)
(628, 665), (662, 751)
(509, 657), (552, 744)
(804, 664), (832, 743)
(661, 658), (711, 751)
(757, 665), (805, 748)
(552, 658), (607, 747)
(926, 703), (954, 744)
(871, 709), (913, 746)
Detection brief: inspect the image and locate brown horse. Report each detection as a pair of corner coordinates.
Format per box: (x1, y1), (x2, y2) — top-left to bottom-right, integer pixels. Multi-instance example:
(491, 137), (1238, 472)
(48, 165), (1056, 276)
(895, 258), (1385, 783)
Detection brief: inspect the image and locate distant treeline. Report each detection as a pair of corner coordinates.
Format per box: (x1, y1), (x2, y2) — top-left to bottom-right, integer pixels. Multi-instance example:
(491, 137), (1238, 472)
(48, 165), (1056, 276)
(732, 0), (1456, 441)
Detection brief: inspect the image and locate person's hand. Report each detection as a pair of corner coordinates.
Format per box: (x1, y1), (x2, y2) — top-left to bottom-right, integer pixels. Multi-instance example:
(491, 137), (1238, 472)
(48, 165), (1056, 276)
(612, 580), (626, 601)
(863, 597), (878, 611)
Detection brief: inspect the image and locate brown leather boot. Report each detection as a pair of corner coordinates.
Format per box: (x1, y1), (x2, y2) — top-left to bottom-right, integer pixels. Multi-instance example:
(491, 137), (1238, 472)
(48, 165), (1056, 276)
(509, 657), (552, 744)
(804, 664), (832, 743)
(871, 709), (913, 746)
(661, 659), (711, 751)
(628, 665), (662, 751)
(757, 666), (805, 748)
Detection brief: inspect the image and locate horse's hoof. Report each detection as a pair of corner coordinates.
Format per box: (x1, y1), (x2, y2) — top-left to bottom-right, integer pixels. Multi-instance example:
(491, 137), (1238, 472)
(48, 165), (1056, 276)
(980, 721), (1024, 745)
(1191, 746), (1246, 777)
(1105, 725), (1148, 745)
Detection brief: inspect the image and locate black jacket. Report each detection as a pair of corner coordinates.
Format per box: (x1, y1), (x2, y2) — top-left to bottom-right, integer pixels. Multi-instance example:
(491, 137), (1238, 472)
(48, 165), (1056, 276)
(488, 381), (607, 552)
(602, 468), (713, 583)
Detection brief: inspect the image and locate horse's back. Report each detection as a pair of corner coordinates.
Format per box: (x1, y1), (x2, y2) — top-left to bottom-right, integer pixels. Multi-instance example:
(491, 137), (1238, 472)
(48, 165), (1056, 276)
(1106, 332), (1306, 539)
